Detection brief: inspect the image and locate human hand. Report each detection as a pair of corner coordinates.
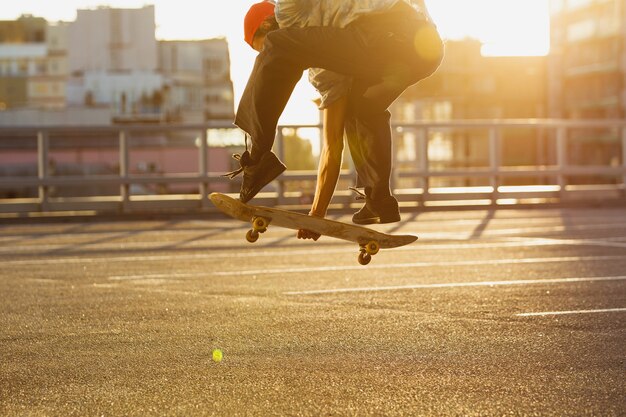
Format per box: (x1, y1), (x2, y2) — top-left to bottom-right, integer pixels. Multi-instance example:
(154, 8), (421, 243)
(297, 229), (321, 241)
(297, 211), (324, 240)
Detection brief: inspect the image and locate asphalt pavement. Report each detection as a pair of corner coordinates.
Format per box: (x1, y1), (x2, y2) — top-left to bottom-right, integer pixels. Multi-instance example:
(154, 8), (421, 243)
(1, 206), (625, 416)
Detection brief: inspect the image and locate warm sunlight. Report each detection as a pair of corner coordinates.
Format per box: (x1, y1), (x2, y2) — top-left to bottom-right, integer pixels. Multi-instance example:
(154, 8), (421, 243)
(428, 0), (550, 56)
(0, 0), (551, 125)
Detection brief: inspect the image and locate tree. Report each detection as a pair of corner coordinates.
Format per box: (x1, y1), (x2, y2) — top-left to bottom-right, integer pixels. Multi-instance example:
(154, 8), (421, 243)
(282, 129), (317, 171)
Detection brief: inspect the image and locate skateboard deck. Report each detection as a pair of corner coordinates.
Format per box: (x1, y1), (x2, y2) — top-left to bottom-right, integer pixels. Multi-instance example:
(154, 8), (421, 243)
(210, 192), (418, 265)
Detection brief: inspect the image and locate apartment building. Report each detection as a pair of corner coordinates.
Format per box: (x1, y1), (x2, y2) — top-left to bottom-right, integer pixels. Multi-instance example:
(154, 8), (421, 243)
(65, 6), (163, 120)
(392, 39), (548, 186)
(159, 39), (235, 122)
(0, 16), (67, 109)
(549, 0), (624, 170)
(0, 15), (46, 43)
(549, 0), (625, 119)
(0, 6), (235, 127)
(68, 6), (157, 73)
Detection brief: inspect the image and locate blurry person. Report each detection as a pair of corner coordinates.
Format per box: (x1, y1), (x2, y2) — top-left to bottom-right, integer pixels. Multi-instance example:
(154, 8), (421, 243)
(225, 0), (443, 233)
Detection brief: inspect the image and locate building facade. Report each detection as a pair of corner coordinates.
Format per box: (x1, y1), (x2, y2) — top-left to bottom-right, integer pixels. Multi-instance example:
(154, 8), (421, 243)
(68, 6), (157, 73)
(159, 39), (234, 122)
(391, 39), (548, 186)
(549, 0), (625, 119)
(0, 17), (67, 109)
(0, 15), (46, 43)
(548, 0), (625, 170)
(0, 7), (235, 126)
(64, 6), (162, 121)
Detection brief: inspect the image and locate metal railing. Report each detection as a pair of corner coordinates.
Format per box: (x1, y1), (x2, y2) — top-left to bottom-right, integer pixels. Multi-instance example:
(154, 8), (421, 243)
(0, 119), (625, 216)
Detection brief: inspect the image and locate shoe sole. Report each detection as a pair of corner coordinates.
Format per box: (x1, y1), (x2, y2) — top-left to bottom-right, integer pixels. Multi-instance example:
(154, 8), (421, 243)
(240, 162), (286, 203)
(352, 217), (380, 225)
(352, 215), (400, 226)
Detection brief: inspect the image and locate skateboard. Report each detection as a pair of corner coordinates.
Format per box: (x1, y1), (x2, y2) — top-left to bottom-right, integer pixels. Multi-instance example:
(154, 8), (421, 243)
(209, 192), (418, 265)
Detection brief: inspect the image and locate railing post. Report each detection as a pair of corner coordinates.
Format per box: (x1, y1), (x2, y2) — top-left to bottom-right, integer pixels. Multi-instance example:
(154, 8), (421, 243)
(275, 128), (285, 205)
(4, 120), (624, 216)
(390, 128), (399, 196)
(489, 127), (501, 204)
(119, 130), (129, 212)
(418, 127), (429, 204)
(622, 127), (626, 197)
(37, 131), (49, 211)
(199, 129), (209, 208)
(556, 126), (568, 199)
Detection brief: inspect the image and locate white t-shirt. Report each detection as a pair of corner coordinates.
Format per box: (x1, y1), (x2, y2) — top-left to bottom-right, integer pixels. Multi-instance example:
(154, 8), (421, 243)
(275, 0), (433, 108)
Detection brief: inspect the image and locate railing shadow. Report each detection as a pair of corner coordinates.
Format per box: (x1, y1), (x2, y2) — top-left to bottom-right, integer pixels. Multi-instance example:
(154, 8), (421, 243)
(470, 209), (496, 240)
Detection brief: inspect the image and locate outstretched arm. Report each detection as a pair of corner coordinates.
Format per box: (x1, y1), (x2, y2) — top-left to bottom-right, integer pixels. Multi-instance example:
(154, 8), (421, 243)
(310, 94), (347, 217)
(297, 95), (348, 240)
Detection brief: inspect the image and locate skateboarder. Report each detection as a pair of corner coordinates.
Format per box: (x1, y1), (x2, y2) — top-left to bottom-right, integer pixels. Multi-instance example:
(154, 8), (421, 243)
(226, 0), (443, 232)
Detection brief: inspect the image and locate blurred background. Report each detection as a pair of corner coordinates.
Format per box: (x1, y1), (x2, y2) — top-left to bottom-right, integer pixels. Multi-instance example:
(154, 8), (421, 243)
(0, 0), (624, 212)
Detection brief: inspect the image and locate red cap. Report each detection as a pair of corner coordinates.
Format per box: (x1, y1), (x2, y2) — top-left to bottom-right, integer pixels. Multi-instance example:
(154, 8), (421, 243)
(244, 1), (276, 47)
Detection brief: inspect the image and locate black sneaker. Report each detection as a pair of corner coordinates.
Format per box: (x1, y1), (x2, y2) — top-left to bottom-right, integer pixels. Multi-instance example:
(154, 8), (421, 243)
(352, 195), (400, 225)
(223, 150), (286, 203)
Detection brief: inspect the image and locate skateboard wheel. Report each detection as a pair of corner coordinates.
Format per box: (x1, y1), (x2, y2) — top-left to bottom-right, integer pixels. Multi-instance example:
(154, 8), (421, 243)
(252, 217), (269, 233)
(365, 241), (380, 256)
(358, 251), (372, 265)
(246, 229), (259, 243)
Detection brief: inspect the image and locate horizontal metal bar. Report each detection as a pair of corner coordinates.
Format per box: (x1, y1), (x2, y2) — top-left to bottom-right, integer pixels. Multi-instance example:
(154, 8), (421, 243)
(1, 119), (626, 136)
(2, 166), (624, 190)
(398, 166), (626, 178)
(0, 174), (235, 188)
(1, 119), (625, 216)
(2, 184), (623, 215)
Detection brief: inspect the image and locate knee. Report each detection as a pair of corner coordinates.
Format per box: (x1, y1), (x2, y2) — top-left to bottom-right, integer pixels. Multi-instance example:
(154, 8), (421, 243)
(259, 30), (306, 71)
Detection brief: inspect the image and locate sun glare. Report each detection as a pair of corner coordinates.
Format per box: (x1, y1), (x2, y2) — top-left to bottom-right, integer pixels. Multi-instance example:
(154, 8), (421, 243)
(0, 0), (552, 129)
(428, 0), (550, 56)
(0, 0), (552, 55)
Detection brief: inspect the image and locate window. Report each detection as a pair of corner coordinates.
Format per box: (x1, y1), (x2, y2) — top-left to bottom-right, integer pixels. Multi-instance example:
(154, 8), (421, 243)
(567, 0), (594, 10)
(475, 77), (496, 94)
(36, 62), (46, 75)
(550, 0), (564, 15)
(428, 133), (453, 162)
(567, 19), (595, 42)
(32, 83), (49, 95)
(204, 58), (223, 74)
(18, 60), (28, 75)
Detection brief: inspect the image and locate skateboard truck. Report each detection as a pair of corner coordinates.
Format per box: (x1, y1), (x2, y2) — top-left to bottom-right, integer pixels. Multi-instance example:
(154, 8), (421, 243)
(246, 216), (270, 243)
(358, 241), (380, 265)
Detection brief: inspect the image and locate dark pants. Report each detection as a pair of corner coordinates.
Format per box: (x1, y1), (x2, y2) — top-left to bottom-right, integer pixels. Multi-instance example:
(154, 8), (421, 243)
(235, 2), (443, 200)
